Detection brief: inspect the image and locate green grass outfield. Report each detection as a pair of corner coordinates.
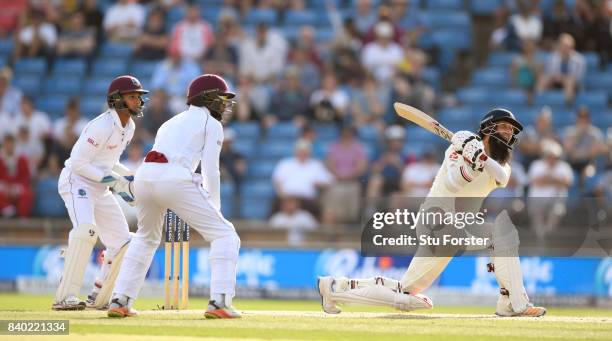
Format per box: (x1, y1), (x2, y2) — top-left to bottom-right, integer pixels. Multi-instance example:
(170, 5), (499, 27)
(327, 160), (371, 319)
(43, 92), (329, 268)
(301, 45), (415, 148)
(1, 294), (611, 340)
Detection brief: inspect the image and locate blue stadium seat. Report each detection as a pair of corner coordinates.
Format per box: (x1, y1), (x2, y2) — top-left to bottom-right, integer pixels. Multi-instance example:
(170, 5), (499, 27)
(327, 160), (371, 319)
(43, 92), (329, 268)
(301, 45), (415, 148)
(43, 76), (81, 95)
(99, 42), (133, 59)
(36, 95), (70, 118)
(0, 38), (13, 55)
(406, 126), (433, 142)
(245, 9), (277, 26)
(469, 0), (502, 15)
(431, 29), (471, 50)
(422, 67), (441, 89)
(284, 10), (317, 26)
(246, 160), (277, 179)
(201, 6), (221, 24)
(315, 29), (335, 43)
(80, 96), (107, 117)
(487, 51), (516, 67)
(34, 177), (67, 217)
(240, 180), (275, 198)
(52, 59), (87, 77)
(232, 139), (256, 157)
(426, 0), (464, 10)
(15, 58), (46, 75)
(240, 196), (272, 220)
(471, 68), (510, 87)
(313, 124), (339, 141)
(257, 143), (294, 159)
(591, 110), (611, 130)
(92, 59), (128, 77)
(0, 56), (6, 68)
(585, 72), (612, 91)
(231, 122), (260, 140)
(575, 91), (608, 109)
(13, 75), (41, 95)
(221, 198), (234, 219)
(457, 87), (489, 105)
(438, 106), (481, 127)
(583, 52), (599, 70)
(83, 76), (114, 96)
(267, 122), (300, 139)
(420, 11), (471, 30)
(534, 91), (565, 107)
(358, 125), (379, 143)
(131, 60), (159, 81)
(496, 89), (528, 106)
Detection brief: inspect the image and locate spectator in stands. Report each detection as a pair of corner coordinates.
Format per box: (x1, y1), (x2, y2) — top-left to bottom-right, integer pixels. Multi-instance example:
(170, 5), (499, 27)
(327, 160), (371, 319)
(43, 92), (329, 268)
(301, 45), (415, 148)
(328, 3), (363, 52)
(366, 125), (407, 198)
(285, 46), (320, 95)
(15, 126), (43, 176)
(0, 134), (33, 218)
(351, 74), (387, 129)
(542, 0), (579, 49)
(309, 73), (349, 123)
(220, 128), (246, 189)
(217, 10), (244, 48)
(289, 25), (322, 69)
(133, 8), (168, 60)
(508, 1), (543, 44)
(0, 0), (27, 38)
(14, 8), (57, 60)
(536, 33), (585, 104)
(575, 0), (612, 65)
(528, 140), (573, 238)
(233, 75), (272, 124)
(400, 149), (440, 197)
(79, 0), (103, 41)
(139, 89), (172, 141)
(56, 11), (95, 59)
(14, 96), (51, 154)
(151, 50), (201, 113)
(51, 97), (87, 165)
(203, 29), (239, 82)
(363, 4), (403, 44)
(519, 106), (559, 168)
(510, 39), (542, 99)
(272, 138), (334, 218)
(270, 67), (310, 122)
(593, 129), (611, 200)
(361, 22), (403, 84)
(300, 125), (325, 160)
(169, 4), (214, 61)
(353, 0), (378, 35)
(393, 47), (435, 115)
(0, 67), (22, 117)
(269, 196), (318, 246)
(323, 125), (367, 224)
(562, 106), (606, 182)
(122, 140), (144, 172)
(103, 0), (145, 43)
(238, 22), (288, 83)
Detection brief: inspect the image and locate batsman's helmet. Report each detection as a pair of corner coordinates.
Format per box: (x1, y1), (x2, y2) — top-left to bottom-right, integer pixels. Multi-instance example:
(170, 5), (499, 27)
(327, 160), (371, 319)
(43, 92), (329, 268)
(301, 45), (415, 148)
(478, 108), (523, 149)
(186, 74), (235, 122)
(107, 75), (149, 117)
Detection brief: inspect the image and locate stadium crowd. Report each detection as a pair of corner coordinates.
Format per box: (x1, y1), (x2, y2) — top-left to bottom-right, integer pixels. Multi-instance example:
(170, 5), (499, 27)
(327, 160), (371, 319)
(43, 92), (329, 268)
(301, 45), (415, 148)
(0, 0), (610, 242)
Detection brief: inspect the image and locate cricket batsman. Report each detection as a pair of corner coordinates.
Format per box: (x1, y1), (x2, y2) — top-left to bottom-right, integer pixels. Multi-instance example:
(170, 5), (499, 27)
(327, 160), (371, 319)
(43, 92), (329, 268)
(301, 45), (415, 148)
(318, 109), (547, 317)
(53, 75), (148, 310)
(108, 74), (241, 319)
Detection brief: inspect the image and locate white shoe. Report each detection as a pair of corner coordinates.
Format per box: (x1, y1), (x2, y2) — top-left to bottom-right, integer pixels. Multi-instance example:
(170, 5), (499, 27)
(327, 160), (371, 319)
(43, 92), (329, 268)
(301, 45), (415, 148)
(52, 295), (86, 311)
(317, 276), (341, 314)
(495, 294), (546, 317)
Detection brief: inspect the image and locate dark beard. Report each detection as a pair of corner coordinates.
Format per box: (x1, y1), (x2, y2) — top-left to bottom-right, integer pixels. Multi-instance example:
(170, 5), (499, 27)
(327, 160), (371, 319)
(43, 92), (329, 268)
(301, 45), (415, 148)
(488, 135), (511, 164)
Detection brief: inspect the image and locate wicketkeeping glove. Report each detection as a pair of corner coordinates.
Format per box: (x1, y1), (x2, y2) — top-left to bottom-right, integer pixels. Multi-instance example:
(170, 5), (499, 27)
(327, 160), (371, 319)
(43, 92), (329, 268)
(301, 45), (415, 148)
(101, 173), (137, 206)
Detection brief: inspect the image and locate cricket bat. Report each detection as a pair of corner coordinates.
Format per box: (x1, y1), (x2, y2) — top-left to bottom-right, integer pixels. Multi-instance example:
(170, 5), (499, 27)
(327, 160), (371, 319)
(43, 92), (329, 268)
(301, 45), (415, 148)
(393, 102), (454, 142)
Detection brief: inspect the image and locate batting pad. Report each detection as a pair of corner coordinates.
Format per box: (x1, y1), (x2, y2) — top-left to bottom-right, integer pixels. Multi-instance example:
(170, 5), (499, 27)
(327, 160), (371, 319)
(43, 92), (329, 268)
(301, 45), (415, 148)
(93, 241), (130, 308)
(492, 210), (529, 313)
(54, 223), (97, 303)
(329, 285), (433, 311)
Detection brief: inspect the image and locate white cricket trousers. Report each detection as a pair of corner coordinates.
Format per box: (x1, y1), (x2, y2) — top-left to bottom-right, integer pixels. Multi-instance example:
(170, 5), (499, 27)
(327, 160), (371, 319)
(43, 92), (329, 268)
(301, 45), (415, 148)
(58, 169), (131, 262)
(113, 179), (240, 300)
